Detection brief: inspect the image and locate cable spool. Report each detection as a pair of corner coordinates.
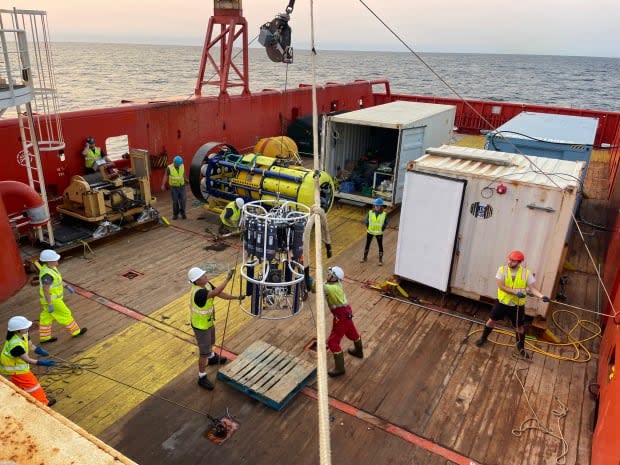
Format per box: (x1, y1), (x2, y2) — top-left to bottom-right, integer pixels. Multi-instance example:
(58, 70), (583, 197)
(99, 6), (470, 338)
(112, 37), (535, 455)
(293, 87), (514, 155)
(189, 141), (335, 212)
(239, 199), (310, 319)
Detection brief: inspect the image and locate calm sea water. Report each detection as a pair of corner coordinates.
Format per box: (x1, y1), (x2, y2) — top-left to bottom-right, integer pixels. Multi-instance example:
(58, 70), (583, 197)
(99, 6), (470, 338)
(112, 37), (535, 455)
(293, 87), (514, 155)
(17, 42), (620, 114)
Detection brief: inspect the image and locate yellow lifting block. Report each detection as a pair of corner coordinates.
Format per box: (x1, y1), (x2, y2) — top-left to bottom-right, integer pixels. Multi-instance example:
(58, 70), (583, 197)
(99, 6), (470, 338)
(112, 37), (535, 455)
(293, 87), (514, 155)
(378, 281), (409, 298)
(563, 259), (577, 271)
(542, 328), (561, 344)
(203, 197), (227, 214)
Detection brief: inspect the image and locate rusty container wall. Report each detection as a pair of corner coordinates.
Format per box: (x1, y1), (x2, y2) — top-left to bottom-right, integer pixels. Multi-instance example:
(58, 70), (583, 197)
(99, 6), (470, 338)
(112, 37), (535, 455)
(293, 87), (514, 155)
(0, 195), (26, 301)
(396, 145), (585, 318)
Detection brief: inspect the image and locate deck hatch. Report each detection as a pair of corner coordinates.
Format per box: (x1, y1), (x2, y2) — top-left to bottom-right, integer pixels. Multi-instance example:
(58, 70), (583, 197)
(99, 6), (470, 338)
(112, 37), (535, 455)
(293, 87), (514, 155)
(122, 270), (143, 279)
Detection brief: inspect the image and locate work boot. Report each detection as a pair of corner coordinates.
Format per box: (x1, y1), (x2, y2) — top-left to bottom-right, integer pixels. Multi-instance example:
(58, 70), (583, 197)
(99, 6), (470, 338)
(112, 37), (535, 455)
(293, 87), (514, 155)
(347, 338), (364, 358)
(47, 398), (57, 407)
(72, 328), (88, 338)
(198, 375), (214, 390)
(328, 352), (346, 377)
(360, 250), (368, 263)
(379, 252), (384, 266)
(181, 213), (187, 219)
(475, 326), (493, 347)
(40, 336), (58, 344)
(207, 353), (228, 365)
(514, 332), (532, 359)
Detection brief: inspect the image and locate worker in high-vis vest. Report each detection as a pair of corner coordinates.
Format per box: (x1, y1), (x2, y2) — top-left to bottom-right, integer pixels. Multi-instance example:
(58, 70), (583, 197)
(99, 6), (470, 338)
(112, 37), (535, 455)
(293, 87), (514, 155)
(187, 266), (244, 390)
(305, 265), (363, 377)
(161, 155), (189, 220)
(218, 197), (244, 235)
(361, 197), (388, 266)
(82, 136), (111, 173)
(38, 249), (87, 344)
(1, 316), (57, 406)
(475, 250), (549, 359)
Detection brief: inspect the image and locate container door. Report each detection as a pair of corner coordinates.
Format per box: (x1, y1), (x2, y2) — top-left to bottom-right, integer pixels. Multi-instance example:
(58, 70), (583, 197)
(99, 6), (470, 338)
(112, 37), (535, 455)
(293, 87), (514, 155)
(395, 171), (465, 291)
(394, 127), (424, 203)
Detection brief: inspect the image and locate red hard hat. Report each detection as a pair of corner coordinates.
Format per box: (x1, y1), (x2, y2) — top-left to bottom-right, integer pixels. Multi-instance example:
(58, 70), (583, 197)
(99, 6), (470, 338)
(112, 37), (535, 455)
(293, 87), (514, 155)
(508, 250), (525, 262)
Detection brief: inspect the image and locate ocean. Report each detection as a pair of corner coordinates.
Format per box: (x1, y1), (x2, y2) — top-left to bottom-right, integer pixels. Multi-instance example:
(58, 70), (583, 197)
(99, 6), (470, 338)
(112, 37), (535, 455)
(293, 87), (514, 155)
(46, 43), (620, 114)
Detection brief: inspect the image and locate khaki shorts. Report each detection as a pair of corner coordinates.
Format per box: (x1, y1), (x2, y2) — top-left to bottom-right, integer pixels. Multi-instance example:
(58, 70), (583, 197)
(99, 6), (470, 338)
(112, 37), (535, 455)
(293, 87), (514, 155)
(192, 325), (215, 356)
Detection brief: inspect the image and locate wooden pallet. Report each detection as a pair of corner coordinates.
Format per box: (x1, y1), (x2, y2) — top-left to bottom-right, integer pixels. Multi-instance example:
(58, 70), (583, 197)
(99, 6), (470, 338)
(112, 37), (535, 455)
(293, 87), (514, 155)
(217, 340), (316, 411)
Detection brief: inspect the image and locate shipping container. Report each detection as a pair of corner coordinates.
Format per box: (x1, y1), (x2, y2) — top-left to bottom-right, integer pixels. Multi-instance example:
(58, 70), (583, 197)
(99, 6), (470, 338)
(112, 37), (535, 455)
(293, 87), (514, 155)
(321, 101), (456, 206)
(395, 145), (585, 318)
(486, 111), (598, 164)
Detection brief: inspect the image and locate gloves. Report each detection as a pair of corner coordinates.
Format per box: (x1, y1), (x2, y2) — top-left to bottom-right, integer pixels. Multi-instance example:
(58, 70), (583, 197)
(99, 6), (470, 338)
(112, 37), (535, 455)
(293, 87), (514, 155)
(325, 243), (333, 259)
(227, 269), (235, 280)
(515, 291), (526, 298)
(34, 346), (49, 357)
(47, 304), (54, 313)
(37, 359), (56, 367)
(64, 284), (75, 294)
(541, 295), (550, 303)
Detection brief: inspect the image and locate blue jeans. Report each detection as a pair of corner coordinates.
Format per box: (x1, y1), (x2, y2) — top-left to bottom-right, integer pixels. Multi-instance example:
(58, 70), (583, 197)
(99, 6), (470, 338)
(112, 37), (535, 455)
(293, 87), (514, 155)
(171, 186), (186, 217)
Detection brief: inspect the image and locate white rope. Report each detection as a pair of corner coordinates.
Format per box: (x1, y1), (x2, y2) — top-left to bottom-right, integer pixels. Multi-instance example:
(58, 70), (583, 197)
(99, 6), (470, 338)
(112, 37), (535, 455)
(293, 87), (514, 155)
(310, 1), (332, 464)
(358, 0), (617, 319)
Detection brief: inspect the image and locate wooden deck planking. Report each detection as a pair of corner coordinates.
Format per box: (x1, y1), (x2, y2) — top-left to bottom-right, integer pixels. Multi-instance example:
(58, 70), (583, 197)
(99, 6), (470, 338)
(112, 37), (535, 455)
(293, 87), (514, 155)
(451, 333), (522, 461)
(422, 322), (492, 445)
(0, 183), (603, 465)
(336, 299), (433, 411)
(373, 313), (470, 431)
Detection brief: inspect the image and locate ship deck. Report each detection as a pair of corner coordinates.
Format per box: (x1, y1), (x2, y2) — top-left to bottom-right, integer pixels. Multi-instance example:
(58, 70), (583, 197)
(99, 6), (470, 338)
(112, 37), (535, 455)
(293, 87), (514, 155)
(0, 140), (610, 465)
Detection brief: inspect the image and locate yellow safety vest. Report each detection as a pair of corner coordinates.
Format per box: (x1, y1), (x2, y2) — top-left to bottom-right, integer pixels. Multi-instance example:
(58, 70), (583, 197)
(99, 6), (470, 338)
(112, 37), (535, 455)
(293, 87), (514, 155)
(220, 201), (241, 227)
(0, 334), (30, 375)
(189, 283), (215, 330)
(497, 265), (530, 306)
(167, 164), (185, 187)
(39, 264), (64, 304)
(324, 281), (348, 309)
(367, 211), (386, 236)
(84, 147), (102, 169)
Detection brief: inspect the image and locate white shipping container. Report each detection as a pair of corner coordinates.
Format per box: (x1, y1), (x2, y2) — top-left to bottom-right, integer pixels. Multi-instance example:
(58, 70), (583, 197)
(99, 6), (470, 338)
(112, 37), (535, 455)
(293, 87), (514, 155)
(395, 145), (585, 317)
(322, 101), (456, 206)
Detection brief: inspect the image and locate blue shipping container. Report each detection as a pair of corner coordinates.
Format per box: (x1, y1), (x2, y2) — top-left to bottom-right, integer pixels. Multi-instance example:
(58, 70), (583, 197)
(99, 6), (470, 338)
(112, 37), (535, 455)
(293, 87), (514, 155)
(485, 112), (598, 164)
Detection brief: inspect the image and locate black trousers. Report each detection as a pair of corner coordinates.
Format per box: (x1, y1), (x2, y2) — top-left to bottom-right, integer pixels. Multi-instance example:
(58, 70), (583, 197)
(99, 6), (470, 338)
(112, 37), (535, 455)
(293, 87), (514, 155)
(364, 233), (383, 254)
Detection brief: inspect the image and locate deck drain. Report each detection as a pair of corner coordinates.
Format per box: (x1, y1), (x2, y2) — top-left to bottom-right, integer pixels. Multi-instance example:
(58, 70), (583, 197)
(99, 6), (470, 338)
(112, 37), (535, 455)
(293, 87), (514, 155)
(122, 270), (143, 280)
(305, 338), (317, 352)
(204, 417), (239, 444)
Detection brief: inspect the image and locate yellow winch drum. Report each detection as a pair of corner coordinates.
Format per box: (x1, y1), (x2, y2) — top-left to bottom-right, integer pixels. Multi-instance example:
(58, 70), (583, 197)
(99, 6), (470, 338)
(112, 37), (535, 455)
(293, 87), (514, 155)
(189, 142), (335, 212)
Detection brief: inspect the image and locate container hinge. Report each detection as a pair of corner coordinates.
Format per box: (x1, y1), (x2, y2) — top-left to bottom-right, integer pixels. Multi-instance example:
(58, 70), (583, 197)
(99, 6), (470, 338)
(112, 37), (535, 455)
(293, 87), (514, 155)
(526, 203), (555, 213)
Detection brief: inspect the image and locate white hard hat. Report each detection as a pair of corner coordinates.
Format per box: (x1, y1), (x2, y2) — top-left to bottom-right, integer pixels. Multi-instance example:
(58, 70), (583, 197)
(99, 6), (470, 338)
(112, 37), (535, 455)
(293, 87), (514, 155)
(8, 316), (33, 332)
(235, 197), (244, 209)
(40, 249), (61, 262)
(188, 267), (207, 283)
(329, 266), (344, 281)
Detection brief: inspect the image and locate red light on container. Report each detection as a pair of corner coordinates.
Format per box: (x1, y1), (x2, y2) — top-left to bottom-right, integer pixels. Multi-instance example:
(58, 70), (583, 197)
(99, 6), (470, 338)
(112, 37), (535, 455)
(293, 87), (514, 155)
(496, 183), (507, 195)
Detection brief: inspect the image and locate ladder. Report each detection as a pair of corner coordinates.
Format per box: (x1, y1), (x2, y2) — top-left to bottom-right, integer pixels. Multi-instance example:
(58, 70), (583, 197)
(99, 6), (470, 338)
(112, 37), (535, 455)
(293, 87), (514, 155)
(1, 8), (66, 246)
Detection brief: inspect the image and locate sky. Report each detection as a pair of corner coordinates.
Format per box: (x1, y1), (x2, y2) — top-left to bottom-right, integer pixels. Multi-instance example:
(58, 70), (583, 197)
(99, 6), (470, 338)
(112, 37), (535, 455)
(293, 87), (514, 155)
(5, 0), (620, 58)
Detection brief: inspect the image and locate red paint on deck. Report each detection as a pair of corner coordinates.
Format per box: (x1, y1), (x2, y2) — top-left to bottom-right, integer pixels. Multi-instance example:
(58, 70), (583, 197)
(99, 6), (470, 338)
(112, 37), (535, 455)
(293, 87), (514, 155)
(71, 283), (236, 361)
(302, 387), (481, 465)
